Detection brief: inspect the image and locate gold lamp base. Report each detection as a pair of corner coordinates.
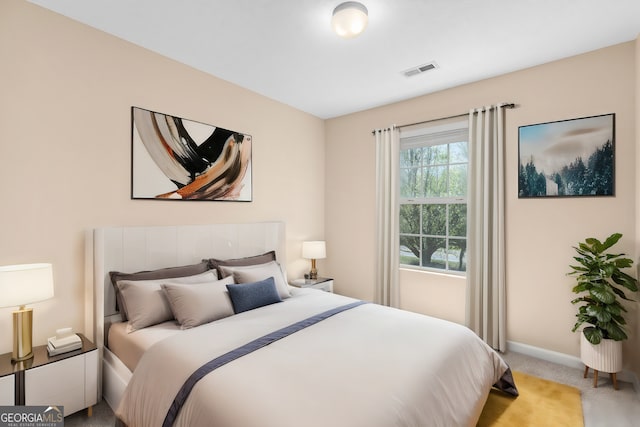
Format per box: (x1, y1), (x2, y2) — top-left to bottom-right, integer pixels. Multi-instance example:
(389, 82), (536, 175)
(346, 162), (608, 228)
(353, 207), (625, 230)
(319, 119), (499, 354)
(12, 306), (34, 363)
(309, 259), (318, 280)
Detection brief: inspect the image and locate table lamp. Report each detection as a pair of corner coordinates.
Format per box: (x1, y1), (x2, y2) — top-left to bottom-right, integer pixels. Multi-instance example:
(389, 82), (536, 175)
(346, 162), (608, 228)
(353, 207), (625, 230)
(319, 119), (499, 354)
(302, 241), (326, 280)
(0, 263), (54, 362)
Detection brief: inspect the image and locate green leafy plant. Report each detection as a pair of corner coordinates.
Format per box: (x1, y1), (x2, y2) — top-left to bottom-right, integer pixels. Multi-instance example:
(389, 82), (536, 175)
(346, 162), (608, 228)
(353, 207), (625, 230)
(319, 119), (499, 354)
(568, 233), (638, 344)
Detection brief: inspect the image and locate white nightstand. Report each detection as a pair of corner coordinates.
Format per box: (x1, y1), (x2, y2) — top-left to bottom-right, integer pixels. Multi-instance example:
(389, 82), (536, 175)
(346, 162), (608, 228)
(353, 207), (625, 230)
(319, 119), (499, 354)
(0, 373), (13, 405)
(0, 334), (98, 417)
(289, 277), (334, 293)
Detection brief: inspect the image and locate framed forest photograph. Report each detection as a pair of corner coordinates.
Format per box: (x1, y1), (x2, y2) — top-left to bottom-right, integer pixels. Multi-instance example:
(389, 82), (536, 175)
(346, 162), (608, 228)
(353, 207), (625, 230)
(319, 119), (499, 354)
(518, 113), (615, 198)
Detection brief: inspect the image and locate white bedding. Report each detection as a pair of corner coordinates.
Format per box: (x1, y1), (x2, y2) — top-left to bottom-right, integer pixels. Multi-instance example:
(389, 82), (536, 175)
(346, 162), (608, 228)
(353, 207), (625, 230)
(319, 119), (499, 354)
(108, 321), (181, 372)
(116, 289), (513, 427)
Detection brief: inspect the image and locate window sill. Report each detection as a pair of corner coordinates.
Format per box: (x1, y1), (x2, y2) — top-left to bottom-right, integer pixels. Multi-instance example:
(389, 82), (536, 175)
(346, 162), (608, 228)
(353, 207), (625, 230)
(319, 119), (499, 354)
(399, 266), (465, 279)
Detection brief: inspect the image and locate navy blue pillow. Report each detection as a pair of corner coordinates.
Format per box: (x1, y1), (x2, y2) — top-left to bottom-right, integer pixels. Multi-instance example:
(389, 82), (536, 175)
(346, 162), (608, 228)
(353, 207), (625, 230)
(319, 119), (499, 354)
(226, 276), (282, 314)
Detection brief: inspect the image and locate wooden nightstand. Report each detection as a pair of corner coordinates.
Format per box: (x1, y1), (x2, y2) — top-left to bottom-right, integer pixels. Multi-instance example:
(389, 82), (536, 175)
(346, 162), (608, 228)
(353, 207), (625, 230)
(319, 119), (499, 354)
(0, 334), (98, 417)
(289, 277), (334, 293)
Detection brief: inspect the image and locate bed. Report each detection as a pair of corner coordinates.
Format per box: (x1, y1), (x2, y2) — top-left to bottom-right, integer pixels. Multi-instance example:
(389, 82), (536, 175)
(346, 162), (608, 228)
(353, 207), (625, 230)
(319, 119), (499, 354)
(86, 222), (516, 427)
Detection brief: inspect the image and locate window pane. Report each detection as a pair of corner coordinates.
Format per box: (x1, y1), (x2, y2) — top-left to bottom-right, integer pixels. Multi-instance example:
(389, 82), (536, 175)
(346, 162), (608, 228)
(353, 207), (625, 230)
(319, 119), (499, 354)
(400, 167), (421, 197)
(422, 237), (446, 269)
(422, 204), (446, 235)
(423, 144), (448, 165)
(450, 141), (468, 163)
(400, 236), (420, 266)
(449, 164), (467, 197)
(448, 238), (467, 272)
(400, 204), (420, 234)
(448, 204), (467, 237)
(399, 127), (468, 275)
(400, 148), (422, 168)
(423, 165), (447, 197)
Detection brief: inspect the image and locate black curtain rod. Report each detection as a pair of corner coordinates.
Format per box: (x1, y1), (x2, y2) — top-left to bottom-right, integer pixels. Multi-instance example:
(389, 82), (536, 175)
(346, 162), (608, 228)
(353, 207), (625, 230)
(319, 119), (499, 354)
(372, 103), (516, 135)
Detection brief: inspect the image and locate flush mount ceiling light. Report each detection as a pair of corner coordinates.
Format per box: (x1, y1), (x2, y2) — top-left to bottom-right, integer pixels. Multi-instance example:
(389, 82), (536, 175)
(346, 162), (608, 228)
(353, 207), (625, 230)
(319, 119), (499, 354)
(332, 2), (368, 38)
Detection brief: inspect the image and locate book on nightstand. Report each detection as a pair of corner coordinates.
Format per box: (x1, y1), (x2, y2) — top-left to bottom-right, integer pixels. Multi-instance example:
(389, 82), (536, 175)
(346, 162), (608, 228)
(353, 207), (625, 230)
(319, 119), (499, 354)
(47, 329), (82, 356)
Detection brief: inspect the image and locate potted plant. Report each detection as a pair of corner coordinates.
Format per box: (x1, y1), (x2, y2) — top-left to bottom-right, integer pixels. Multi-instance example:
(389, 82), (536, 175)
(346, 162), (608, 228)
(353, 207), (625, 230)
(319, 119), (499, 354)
(568, 232), (638, 387)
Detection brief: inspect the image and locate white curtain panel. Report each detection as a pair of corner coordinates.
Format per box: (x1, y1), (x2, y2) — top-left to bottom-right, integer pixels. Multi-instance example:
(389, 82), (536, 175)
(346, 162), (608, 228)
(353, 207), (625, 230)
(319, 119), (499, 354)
(374, 126), (400, 307)
(466, 104), (507, 351)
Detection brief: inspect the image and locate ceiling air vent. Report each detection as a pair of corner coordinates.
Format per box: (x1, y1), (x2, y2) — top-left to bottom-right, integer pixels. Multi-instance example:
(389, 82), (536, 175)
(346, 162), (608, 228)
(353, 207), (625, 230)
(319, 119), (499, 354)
(403, 62), (438, 78)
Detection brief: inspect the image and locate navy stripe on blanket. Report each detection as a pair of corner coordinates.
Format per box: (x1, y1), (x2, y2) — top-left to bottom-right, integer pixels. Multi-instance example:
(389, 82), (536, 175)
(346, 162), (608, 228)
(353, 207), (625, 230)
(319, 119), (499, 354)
(162, 300), (368, 427)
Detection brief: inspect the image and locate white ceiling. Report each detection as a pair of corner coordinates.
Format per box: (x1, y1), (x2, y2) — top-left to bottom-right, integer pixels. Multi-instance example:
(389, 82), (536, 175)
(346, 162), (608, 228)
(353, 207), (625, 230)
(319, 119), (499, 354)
(28, 0), (640, 119)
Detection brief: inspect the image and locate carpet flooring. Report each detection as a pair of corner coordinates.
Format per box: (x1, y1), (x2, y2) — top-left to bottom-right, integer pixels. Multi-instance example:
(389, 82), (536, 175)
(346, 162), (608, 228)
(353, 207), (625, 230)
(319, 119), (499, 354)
(64, 350), (639, 426)
(502, 351), (640, 427)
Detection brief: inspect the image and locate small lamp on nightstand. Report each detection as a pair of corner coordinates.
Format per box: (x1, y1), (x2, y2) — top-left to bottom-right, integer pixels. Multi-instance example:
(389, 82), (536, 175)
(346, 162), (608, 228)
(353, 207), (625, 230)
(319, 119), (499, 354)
(302, 241), (326, 280)
(0, 263), (54, 362)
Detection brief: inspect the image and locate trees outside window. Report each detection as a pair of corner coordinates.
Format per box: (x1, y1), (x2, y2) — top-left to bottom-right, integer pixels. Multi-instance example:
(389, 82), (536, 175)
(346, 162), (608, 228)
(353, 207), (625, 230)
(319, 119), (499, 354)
(399, 122), (468, 274)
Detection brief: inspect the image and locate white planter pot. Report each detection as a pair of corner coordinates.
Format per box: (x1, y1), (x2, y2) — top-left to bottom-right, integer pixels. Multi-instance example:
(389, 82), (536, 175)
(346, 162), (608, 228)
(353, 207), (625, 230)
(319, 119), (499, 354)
(580, 333), (623, 373)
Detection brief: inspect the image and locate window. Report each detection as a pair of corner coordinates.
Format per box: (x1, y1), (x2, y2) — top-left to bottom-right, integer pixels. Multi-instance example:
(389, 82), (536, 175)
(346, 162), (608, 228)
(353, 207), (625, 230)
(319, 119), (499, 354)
(399, 121), (468, 273)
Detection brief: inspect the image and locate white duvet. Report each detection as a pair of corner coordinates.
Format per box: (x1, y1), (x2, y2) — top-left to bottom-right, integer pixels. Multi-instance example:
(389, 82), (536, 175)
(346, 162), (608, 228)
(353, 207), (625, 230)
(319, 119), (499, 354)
(116, 289), (512, 427)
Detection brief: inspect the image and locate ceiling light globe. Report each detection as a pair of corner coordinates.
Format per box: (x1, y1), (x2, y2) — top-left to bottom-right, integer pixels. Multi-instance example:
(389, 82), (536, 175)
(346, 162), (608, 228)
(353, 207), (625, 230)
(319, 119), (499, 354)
(332, 2), (368, 39)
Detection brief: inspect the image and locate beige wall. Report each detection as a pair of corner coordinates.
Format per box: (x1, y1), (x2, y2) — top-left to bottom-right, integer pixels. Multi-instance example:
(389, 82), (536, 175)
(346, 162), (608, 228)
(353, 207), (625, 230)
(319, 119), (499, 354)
(0, 0), (326, 354)
(326, 42), (638, 372)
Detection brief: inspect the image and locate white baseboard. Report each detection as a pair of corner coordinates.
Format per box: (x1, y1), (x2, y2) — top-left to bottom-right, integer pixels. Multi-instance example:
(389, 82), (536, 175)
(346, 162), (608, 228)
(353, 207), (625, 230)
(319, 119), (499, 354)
(507, 340), (640, 395)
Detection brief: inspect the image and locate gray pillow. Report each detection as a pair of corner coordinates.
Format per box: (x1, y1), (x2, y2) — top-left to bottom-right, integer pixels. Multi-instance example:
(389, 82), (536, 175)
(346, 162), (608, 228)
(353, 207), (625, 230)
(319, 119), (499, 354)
(109, 261), (212, 319)
(117, 270), (218, 332)
(206, 251), (276, 278)
(218, 261), (290, 299)
(161, 276), (235, 329)
(226, 277), (282, 314)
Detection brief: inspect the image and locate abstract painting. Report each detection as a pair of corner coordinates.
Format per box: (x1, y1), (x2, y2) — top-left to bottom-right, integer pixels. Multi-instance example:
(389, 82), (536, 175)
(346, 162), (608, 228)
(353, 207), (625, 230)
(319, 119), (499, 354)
(518, 113), (614, 198)
(131, 107), (252, 201)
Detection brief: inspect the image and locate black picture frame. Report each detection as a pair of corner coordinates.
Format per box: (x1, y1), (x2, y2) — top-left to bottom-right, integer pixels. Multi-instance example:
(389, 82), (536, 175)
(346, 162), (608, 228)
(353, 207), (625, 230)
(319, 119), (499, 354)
(518, 113), (615, 198)
(131, 106), (252, 201)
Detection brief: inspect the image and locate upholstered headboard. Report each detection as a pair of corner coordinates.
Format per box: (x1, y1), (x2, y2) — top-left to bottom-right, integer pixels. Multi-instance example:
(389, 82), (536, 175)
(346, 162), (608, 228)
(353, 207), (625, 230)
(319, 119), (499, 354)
(85, 222), (286, 351)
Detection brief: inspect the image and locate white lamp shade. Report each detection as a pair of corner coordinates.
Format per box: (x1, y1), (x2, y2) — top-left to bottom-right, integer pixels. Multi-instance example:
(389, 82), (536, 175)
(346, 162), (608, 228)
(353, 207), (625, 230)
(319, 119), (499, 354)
(302, 241), (326, 260)
(332, 2), (368, 38)
(0, 263), (54, 308)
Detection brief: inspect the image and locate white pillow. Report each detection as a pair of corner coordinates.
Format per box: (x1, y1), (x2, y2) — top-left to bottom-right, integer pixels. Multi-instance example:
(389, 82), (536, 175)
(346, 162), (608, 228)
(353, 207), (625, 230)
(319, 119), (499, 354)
(117, 270), (218, 332)
(162, 276), (235, 329)
(218, 261), (291, 299)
